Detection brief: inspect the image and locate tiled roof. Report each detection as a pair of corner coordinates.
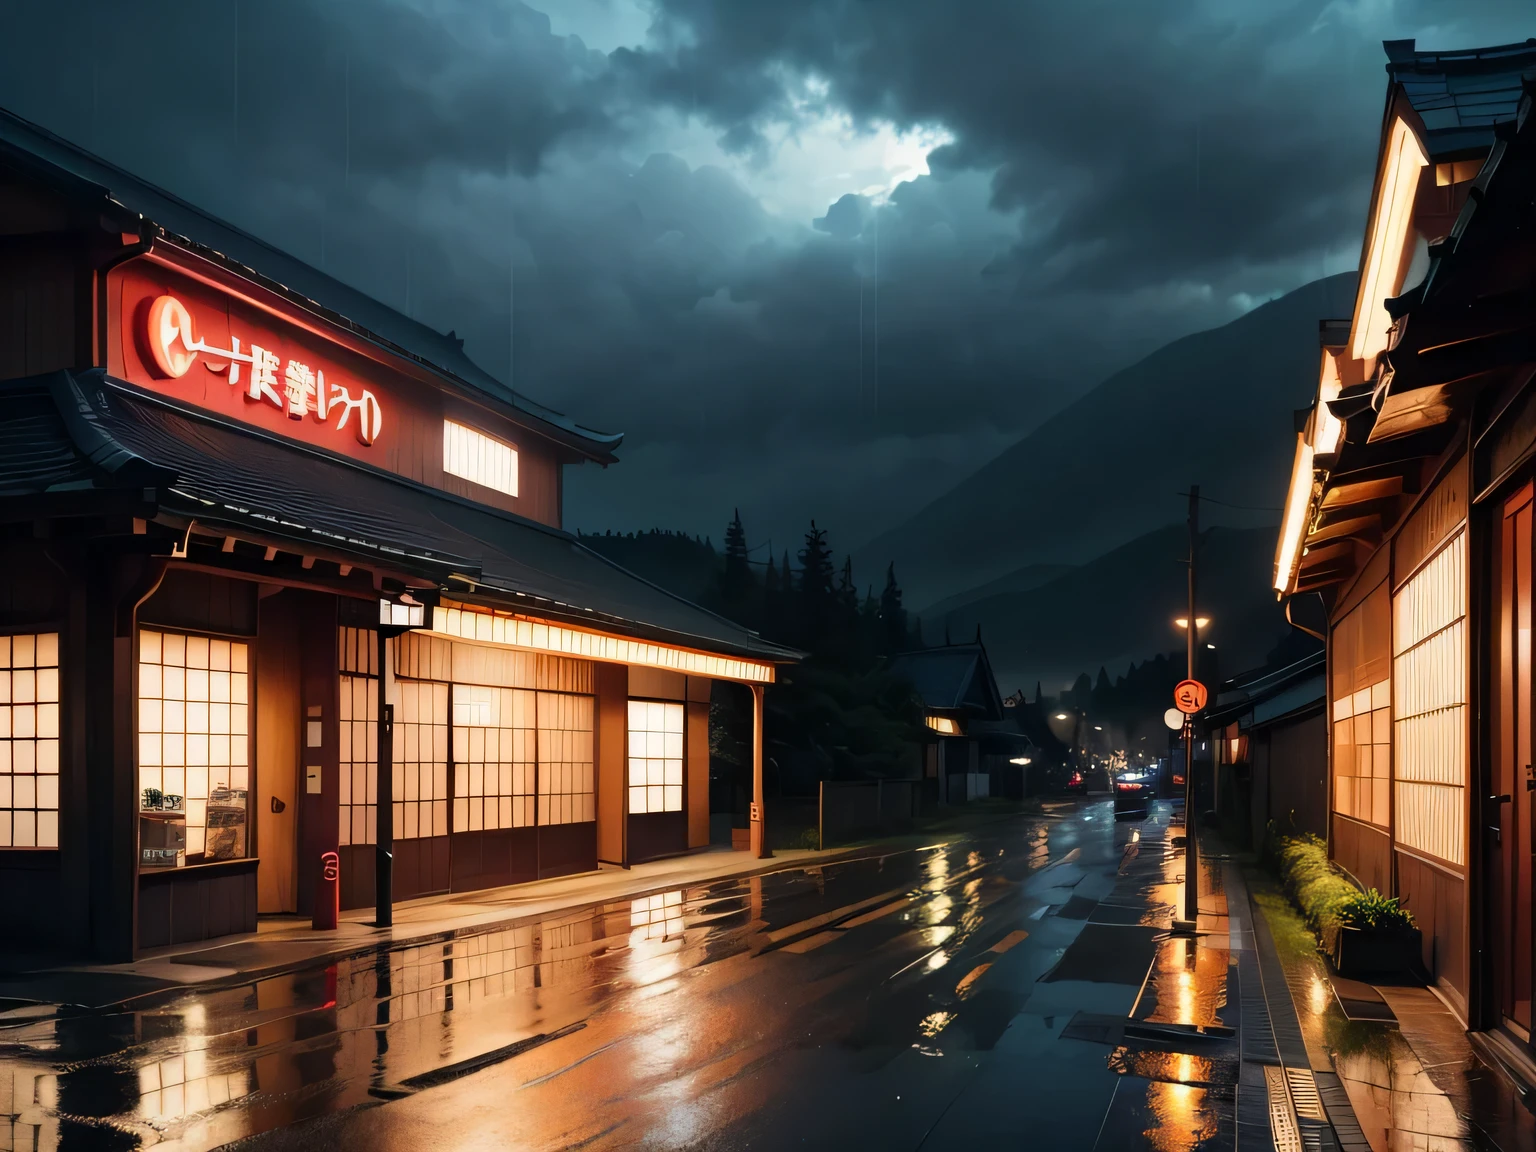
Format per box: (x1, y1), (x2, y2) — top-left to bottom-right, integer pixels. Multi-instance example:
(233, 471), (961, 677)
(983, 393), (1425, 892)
(0, 370), (797, 664)
(887, 643), (1004, 720)
(1384, 38), (1536, 157)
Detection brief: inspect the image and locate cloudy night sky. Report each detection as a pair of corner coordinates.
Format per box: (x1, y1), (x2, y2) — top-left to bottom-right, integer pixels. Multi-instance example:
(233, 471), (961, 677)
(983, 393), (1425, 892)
(2, 0), (1530, 571)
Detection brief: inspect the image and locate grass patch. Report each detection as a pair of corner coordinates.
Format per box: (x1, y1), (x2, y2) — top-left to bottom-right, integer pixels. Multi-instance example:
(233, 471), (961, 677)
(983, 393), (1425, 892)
(1271, 832), (1413, 951)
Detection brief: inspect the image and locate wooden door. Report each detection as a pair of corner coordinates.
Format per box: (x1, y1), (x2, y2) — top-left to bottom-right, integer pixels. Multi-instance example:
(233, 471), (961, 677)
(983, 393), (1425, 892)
(1496, 484), (1534, 1032)
(256, 592), (300, 913)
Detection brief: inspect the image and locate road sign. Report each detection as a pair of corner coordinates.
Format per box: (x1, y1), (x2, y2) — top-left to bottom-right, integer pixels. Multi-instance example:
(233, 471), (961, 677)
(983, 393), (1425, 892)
(1163, 707), (1186, 731)
(1174, 679), (1207, 714)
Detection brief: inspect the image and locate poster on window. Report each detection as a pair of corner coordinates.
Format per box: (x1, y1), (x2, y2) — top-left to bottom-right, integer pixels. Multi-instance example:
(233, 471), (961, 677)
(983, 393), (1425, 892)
(205, 788), (248, 860)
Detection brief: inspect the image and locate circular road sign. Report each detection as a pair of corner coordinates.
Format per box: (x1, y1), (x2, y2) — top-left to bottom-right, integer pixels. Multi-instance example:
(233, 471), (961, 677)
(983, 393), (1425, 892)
(1163, 707), (1186, 731)
(1174, 679), (1208, 714)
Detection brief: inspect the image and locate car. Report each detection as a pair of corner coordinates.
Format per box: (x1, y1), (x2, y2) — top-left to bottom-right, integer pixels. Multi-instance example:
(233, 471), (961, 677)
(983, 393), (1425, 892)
(1113, 772), (1153, 819)
(1065, 768), (1087, 795)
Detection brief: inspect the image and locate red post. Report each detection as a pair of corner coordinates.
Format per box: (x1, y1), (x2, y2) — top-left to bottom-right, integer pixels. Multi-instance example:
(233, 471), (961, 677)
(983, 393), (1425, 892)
(314, 850), (340, 930)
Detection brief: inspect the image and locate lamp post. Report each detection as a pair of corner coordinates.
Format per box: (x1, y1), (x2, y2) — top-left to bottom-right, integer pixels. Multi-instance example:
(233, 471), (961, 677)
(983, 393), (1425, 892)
(1172, 486), (1201, 931)
(374, 592), (428, 929)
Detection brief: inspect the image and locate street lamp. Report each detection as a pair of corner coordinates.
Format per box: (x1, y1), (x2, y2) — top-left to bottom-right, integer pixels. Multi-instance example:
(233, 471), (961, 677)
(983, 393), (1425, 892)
(373, 591), (431, 929)
(1174, 617), (1210, 630)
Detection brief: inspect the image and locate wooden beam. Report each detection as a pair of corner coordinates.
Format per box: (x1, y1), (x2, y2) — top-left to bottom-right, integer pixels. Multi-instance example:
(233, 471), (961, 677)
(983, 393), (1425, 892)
(1304, 515), (1380, 548)
(1321, 475), (1404, 509)
(1299, 539), (1357, 571)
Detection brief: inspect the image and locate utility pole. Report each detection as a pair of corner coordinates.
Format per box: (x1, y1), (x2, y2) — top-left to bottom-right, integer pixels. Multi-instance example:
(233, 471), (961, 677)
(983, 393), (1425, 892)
(1183, 485), (1200, 928)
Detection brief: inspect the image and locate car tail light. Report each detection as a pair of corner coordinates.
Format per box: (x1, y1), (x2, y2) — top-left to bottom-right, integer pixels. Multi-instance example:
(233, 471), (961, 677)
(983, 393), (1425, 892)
(1172, 775), (1185, 786)
(1069, 772), (1081, 786)
(1116, 782), (1140, 792)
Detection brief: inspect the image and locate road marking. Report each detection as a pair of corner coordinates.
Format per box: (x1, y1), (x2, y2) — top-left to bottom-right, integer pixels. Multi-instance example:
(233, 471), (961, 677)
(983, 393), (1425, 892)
(781, 931), (842, 954)
(954, 963), (991, 996)
(762, 888), (905, 944)
(837, 899), (911, 929)
(988, 930), (1029, 954)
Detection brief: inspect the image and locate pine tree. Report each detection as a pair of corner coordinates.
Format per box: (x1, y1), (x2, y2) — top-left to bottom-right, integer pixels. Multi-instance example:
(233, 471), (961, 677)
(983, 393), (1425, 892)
(797, 522), (836, 652)
(717, 509), (755, 626)
(879, 563), (907, 654)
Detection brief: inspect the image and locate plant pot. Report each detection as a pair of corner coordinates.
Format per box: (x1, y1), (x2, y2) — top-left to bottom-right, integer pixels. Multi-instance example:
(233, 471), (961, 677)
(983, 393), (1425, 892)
(1329, 924), (1423, 981)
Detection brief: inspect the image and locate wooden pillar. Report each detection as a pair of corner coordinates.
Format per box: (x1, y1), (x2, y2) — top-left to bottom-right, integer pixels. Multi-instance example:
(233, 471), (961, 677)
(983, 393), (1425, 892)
(750, 682), (771, 859)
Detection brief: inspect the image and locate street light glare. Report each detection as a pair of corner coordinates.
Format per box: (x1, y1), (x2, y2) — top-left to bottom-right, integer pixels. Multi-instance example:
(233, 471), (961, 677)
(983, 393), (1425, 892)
(1174, 617), (1211, 629)
(1055, 712), (1069, 720)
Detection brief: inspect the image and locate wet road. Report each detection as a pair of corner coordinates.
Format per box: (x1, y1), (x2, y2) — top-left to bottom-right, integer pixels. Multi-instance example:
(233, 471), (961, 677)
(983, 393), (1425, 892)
(0, 799), (1230, 1151)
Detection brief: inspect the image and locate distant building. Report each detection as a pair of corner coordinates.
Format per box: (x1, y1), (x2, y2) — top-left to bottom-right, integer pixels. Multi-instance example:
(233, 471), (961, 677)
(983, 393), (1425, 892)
(888, 640), (1029, 802)
(1272, 38), (1536, 1031)
(1203, 652), (1327, 849)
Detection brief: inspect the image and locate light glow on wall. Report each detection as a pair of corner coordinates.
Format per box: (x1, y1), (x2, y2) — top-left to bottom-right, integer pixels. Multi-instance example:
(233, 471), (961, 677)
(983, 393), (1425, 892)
(1315, 352), (1345, 457)
(1351, 118), (1428, 365)
(1274, 435), (1315, 594)
(443, 420), (519, 498)
(429, 603), (775, 683)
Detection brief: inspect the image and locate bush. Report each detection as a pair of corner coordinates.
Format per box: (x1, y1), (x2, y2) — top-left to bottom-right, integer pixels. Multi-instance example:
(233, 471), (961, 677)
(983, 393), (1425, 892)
(1273, 834), (1360, 945)
(1338, 888), (1415, 931)
(799, 826), (822, 850)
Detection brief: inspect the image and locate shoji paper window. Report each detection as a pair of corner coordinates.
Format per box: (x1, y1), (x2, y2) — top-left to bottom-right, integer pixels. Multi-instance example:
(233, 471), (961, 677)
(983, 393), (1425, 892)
(394, 678), (449, 840)
(452, 685), (536, 831)
(138, 630), (249, 858)
(338, 627), (378, 847)
(443, 420), (519, 498)
(628, 701), (684, 815)
(1330, 580), (1391, 826)
(338, 673), (377, 847)
(1393, 529), (1467, 866)
(0, 633), (60, 848)
(537, 693), (595, 825)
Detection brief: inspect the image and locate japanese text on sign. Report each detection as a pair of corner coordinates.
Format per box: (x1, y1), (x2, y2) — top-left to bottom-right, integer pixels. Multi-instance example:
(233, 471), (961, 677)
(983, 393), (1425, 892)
(145, 295), (383, 445)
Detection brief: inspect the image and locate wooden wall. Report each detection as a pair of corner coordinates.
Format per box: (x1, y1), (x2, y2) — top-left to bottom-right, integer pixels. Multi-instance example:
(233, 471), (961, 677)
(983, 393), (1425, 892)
(138, 860), (258, 949)
(255, 591), (301, 914)
(595, 663), (627, 866)
(108, 258), (566, 527)
(1333, 814), (1392, 896)
(687, 677), (711, 849)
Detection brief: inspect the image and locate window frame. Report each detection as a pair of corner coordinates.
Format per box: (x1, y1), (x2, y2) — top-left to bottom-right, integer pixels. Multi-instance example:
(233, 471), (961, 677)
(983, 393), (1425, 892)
(0, 626), (64, 851)
(626, 697), (687, 816)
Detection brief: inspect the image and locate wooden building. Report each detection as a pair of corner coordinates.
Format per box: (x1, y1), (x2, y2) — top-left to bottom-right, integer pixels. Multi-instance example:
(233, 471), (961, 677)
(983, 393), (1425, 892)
(888, 641), (1007, 803)
(0, 106), (797, 962)
(1273, 40), (1536, 1036)
(1203, 651), (1328, 849)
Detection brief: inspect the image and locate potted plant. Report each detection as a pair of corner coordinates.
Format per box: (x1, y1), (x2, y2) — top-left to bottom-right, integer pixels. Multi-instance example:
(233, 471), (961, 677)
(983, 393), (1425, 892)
(1328, 889), (1421, 979)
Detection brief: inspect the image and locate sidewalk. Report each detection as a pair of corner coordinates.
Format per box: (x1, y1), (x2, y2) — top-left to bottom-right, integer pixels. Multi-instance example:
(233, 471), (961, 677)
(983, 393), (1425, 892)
(1240, 850), (1536, 1151)
(0, 803), (1042, 1010)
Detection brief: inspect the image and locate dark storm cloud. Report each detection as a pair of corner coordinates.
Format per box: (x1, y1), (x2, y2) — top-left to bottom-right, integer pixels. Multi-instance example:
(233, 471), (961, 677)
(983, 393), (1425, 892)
(2, 0), (1531, 563)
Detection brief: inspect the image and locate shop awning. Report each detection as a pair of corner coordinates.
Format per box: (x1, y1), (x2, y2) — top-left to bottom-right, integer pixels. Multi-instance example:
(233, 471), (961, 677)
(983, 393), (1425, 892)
(1, 369), (800, 666)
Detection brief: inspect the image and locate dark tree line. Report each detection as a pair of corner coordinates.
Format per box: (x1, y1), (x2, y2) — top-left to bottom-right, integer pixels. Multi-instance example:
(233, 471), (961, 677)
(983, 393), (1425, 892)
(710, 510), (920, 667)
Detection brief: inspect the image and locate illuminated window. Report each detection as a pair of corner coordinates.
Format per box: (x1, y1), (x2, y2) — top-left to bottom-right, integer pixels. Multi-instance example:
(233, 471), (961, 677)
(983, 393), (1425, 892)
(628, 701), (684, 814)
(452, 685), (536, 831)
(925, 715), (960, 736)
(1332, 680), (1390, 827)
(443, 420), (518, 498)
(336, 629), (449, 844)
(339, 627), (377, 847)
(338, 672), (377, 847)
(1393, 529), (1467, 866)
(138, 630), (249, 862)
(395, 679), (449, 840)
(538, 692), (595, 825)
(0, 633), (60, 849)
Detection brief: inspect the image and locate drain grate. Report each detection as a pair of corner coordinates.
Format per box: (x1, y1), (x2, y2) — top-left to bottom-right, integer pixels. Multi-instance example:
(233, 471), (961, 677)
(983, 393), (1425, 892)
(1285, 1067), (1327, 1121)
(1265, 1065), (1303, 1152)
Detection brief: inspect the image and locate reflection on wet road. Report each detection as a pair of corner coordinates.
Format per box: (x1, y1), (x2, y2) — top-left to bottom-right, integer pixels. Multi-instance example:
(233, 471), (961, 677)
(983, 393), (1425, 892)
(0, 800), (1230, 1151)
